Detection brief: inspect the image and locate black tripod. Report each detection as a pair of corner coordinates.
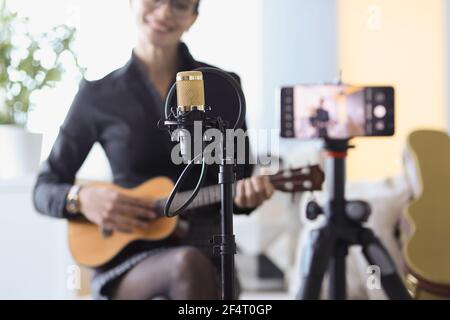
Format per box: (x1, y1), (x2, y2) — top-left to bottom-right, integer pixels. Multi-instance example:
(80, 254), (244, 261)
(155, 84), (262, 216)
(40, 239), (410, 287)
(297, 139), (411, 300)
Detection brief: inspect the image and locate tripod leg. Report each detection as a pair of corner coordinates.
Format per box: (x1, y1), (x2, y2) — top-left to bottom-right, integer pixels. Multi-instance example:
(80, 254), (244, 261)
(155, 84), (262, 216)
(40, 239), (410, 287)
(297, 225), (335, 300)
(328, 242), (347, 300)
(360, 228), (411, 300)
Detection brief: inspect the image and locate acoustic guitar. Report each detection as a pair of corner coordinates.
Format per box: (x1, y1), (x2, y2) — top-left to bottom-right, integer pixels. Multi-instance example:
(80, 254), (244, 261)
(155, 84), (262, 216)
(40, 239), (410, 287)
(68, 165), (324, 267)
(402, 130), (450, 299)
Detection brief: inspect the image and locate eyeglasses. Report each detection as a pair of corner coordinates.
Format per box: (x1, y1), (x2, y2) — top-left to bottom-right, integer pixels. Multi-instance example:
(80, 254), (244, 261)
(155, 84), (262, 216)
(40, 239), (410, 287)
(144, 0), (198, 19)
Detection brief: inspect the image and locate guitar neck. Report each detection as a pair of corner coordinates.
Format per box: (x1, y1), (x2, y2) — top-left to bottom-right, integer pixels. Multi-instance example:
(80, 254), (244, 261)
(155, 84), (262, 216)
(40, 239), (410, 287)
(153, 165), (324, 215)
(186, 184), (231, 210)
(155, 184), (235, 215)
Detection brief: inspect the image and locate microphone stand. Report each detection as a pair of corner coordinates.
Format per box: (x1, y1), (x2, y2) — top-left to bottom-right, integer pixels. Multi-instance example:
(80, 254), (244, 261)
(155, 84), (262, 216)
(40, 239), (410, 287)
(217, 158), (237, 300)
(160, 68), (246, 300)
(212, 118), (236, 300)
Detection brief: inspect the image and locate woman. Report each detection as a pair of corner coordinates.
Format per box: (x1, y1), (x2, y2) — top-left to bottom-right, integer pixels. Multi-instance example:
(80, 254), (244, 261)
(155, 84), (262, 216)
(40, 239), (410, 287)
(33, 0), (274, 300)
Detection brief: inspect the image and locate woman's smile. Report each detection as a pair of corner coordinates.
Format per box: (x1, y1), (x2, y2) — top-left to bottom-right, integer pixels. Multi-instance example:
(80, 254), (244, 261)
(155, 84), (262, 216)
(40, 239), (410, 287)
(144, 16), (176, 35)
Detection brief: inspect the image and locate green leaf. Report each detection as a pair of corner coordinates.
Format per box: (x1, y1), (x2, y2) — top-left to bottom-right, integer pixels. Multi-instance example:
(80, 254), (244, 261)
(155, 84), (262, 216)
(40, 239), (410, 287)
(43, 66), (62, 83)
(0, 0), (84, 125)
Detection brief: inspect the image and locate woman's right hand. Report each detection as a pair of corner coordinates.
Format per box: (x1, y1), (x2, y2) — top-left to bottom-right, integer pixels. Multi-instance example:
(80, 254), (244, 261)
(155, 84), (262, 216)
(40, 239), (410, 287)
(78, 185), (158, 233)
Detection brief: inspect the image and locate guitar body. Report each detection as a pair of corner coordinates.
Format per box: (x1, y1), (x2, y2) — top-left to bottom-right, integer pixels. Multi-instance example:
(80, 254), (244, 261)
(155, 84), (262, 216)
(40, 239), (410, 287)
(68, 177), (177, 267)
(403, 130), (450, 298)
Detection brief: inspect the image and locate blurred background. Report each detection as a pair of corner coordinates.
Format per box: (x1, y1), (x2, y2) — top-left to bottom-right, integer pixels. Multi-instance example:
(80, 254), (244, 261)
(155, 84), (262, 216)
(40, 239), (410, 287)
(0, 0), (447, 299)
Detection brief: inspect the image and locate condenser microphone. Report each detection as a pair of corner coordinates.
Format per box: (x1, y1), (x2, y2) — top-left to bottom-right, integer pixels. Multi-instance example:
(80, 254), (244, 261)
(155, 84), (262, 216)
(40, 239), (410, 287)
(176, 71), (205, 112)
(175, 71), (206, 162)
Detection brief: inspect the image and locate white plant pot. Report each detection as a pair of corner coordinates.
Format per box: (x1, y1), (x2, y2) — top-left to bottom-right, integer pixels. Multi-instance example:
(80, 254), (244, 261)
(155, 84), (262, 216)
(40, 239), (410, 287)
(0, 125), (43, 179)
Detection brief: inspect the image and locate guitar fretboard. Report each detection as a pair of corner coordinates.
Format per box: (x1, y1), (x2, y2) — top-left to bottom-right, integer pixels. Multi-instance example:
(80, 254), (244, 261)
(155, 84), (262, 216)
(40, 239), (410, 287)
(152, 165), (323, 216)
(155, 184), (237, 215)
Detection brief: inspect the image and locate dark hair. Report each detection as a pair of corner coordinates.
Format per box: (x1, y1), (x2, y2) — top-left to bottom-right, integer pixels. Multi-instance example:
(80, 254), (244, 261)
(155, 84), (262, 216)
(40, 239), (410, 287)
(194, 0), (200, 13)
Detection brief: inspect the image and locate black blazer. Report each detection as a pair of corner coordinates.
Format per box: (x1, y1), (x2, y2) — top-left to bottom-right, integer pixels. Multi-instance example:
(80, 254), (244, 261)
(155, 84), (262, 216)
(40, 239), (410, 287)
(33, 43), (254, 220)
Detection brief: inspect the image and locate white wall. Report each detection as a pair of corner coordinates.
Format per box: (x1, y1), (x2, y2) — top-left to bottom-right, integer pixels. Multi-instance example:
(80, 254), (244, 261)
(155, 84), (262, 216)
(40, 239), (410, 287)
(261, 0), (338, 166)
(184, 0), (263, 132)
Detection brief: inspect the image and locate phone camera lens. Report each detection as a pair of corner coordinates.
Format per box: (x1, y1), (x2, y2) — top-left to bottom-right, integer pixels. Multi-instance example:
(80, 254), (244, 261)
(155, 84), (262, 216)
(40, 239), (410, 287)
(375, 92), (386, 104)
(375, 121), (385, 131)
(374, 105), (387, 118)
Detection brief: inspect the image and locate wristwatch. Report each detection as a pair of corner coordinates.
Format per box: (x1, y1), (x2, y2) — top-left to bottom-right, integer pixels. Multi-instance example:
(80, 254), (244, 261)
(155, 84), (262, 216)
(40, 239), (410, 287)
(66, 185), (82, 215)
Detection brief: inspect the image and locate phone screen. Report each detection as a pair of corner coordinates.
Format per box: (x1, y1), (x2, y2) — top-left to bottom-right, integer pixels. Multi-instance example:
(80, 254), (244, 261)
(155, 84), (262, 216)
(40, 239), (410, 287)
(280, 85), (394, 139)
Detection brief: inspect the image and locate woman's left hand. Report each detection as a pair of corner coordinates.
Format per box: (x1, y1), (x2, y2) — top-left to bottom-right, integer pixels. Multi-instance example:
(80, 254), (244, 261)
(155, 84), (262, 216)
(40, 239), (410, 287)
(234, 176), (275, 209)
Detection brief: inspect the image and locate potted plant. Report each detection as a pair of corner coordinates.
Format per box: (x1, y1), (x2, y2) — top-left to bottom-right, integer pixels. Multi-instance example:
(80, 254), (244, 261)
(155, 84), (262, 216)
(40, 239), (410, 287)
(0, 0), (83, 179)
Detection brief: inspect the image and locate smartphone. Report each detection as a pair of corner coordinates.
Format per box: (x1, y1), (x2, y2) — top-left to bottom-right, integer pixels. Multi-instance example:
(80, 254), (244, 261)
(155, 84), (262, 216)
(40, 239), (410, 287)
(280, 84), (394, 139)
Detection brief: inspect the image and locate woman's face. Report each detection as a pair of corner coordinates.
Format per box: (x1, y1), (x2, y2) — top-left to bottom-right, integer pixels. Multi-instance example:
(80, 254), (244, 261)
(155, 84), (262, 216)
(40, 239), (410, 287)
(132, 0), (198, 48)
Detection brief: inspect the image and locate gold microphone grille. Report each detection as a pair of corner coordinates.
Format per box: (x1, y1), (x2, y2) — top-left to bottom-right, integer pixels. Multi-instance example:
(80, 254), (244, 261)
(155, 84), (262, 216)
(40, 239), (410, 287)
(176, 71), (205, 111)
